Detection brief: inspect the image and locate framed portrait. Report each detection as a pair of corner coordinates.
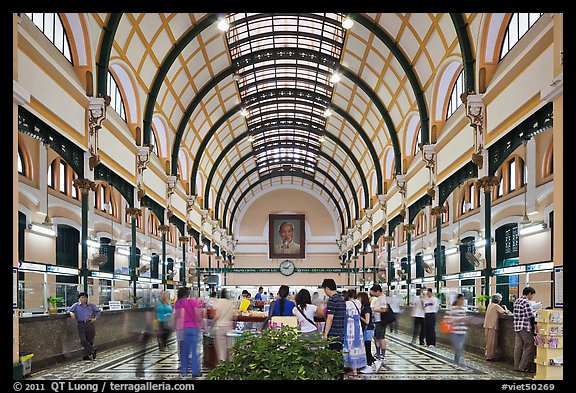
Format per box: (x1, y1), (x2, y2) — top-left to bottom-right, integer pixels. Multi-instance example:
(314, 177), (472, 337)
(269, 214), (305, 259)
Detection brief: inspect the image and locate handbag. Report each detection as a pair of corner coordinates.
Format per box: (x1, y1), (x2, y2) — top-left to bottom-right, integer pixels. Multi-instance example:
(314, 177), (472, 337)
(380, 307), (396, 325)
(440, 317), (453, 334)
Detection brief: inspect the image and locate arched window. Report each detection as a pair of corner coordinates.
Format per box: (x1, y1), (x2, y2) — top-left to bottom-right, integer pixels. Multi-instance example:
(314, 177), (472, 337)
(18, 147), (28, 177)
(25, 13), (72, 63)
(148, 213), (162, 238)
(107, 71), (127, 122)
(446, 70), (464, 120)
(459, 179), (481, 216)
(493, 156), (526, 200)
(415, 210), (427, 236)
(94, 183), (116, 218)
(543, 143), (553, 178)
(500, 13), (544, 60)
(47, 157), (80, 200)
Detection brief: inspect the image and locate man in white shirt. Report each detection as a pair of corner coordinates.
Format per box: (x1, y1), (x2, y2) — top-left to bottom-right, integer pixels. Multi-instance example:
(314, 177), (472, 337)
(387, 291), (403, 334)
(423, 288), (440, 347)
(370, 284), (388, 367)
(410, 288), (426, 345)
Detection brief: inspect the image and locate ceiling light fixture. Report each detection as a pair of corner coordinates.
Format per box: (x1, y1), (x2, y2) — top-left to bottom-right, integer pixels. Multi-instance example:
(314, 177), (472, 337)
(342, 16), (354, 30)
(323, 108), (332, 117)
(240, 108), (249, 117)
(217, 19), (230, 32)
(329, 73), (341, 84)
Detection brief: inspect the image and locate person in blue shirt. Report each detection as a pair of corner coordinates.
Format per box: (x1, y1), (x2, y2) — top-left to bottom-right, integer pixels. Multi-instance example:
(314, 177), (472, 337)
(156, 290), (173, 350)
(69, 292), (101, 360)
(254, 287), (264, 301)
(270, 285), (295, 316)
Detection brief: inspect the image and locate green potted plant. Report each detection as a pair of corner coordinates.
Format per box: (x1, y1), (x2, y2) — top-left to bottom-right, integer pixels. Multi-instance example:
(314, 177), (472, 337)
(476, 295), (491, 312)
(129, 294), (142, 309)
(207, 325), (344, 380)
(47, 296), (64, 314)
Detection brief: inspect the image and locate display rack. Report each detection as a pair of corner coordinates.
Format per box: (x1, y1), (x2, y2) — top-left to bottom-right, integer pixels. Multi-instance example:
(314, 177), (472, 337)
(533, 309), (563, 380)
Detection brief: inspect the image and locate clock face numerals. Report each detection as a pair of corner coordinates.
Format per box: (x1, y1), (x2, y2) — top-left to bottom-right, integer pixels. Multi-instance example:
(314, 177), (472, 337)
(280, 260), (295, 276)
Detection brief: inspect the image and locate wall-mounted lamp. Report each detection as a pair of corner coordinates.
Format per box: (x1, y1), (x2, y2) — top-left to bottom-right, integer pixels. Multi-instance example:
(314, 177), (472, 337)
(29, 223), (56, 237)
(519, 222), (547, 236)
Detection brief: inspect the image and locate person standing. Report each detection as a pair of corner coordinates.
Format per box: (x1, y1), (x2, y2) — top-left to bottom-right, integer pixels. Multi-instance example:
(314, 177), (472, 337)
(68, 292), (101, 361)
(254, 287), (264, 301)
(370, 284), (388, 362)
(321, 278), (346, 353)
(213, 288), (235, 362)
(445, 294), (469, 370)
(156, 290), (173, 351)
(410, 289), (426, 345)
(513, 287), (537, 373)
(270, 284), (295, 316)
(357, 291), (380, 374)
(342, 289), (367, 377)
(483, 293), (509, 361)
(423, 288), (440, 347)
(174, 287), (205, 378)
(292, 288), (318, 338)
(387, 291), (402, 334)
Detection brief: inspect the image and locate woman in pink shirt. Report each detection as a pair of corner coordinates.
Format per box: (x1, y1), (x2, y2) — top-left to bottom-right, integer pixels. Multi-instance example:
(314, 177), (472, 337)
(174, 287), (205, 378)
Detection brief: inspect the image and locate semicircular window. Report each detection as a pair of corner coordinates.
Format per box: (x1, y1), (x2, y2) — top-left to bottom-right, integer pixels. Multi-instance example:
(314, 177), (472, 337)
(225, 13), (347, 177)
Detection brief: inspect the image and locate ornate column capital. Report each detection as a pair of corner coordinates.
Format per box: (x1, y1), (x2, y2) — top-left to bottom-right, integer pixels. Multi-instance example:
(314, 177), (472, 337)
(73, 178), (97, 195)
(158, 224), (171, 234)
(179, 235), (189, 243)
(382, 235), (395, 245)
(403, 224), (416, 234)
(476, 176), (500, 193)
(430, 205), (448, 218)
(126, 207), (142, 219)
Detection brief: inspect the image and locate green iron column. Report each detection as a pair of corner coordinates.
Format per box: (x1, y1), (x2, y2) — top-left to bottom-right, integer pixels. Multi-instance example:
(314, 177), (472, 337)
(74, 179), (97, 294)
(159, 225), (170, 291)
(129, 208), (139, 301)
(405, 224), (415, 304)
(431, 206), (446, 294)
(478, 176), (500, 298)
(180, 236), (189, 287)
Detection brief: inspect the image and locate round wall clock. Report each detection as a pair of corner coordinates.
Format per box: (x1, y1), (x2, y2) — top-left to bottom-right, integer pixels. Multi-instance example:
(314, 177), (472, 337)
(279, 260), (296, 276)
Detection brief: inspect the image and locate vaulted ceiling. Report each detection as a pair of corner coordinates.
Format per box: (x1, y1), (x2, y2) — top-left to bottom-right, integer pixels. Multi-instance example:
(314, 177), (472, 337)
(93, 13), (475, 234)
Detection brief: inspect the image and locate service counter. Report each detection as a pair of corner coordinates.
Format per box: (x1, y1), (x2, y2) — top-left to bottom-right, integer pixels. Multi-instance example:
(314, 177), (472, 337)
(396, 307), (516, 364)
(18, 308), (153, 372)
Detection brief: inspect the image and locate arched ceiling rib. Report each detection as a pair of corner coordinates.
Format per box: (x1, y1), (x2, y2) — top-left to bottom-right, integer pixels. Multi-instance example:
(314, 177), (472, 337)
(213, 147), (359, 225)
(94, 12), (474, 236)
(201, 118), (369, 213)
(226, 172), (347, 234)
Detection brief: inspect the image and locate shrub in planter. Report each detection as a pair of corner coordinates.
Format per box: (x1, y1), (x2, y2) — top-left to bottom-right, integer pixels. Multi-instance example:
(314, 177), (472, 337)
(207, 325), (344, 380)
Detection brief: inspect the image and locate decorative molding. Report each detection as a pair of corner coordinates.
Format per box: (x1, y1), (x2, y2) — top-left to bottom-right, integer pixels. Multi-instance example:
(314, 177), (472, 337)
(476, 175), (500, 193)
(13, 80), (30, 105)
(463, 93), (485, 168)
(73, 178), (97, 195)
(540, 73), (563, 102)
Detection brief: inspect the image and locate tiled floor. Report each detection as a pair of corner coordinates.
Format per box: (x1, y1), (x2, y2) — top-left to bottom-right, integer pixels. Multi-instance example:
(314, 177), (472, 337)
(29, 331), (533, 381)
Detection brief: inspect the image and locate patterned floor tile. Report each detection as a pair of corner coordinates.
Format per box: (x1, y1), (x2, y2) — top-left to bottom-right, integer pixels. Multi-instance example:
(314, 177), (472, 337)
(28, 331), (533, 381)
